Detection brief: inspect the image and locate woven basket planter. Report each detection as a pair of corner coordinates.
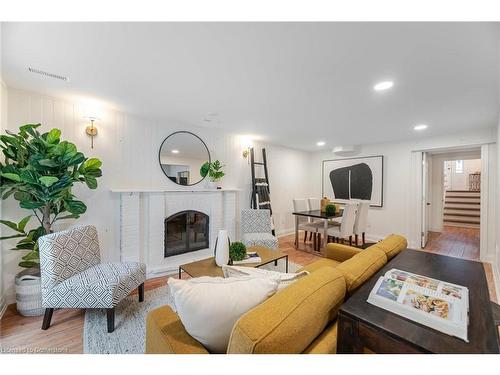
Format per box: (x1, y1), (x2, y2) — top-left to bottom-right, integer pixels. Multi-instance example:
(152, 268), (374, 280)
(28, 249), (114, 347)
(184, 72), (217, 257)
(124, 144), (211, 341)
(15, 268), (44, 317)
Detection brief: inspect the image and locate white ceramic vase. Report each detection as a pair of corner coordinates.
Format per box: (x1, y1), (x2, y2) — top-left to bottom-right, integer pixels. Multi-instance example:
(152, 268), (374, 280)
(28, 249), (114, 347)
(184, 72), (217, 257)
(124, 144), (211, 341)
(214, 229), (230, 266)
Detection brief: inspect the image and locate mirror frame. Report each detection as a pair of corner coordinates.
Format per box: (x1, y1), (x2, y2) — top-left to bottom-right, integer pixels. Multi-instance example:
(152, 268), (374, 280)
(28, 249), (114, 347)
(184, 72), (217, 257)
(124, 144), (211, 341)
(158, 131), (211, 186)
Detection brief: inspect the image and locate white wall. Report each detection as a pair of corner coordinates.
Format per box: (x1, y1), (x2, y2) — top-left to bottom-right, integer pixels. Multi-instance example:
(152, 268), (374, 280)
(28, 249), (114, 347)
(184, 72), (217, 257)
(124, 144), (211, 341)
(0, 22), (6, 316)
(309, 128), (497, 251)
(1, 88), (313, 304)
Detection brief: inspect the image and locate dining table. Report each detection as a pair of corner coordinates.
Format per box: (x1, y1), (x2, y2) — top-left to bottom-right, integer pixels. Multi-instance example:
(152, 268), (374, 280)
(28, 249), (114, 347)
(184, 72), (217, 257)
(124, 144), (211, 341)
(292, 209), (343, 251)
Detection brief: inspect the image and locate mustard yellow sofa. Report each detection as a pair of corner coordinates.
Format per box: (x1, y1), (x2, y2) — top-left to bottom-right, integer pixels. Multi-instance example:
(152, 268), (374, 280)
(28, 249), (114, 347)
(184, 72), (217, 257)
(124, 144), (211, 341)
(146, 234), (407, 354)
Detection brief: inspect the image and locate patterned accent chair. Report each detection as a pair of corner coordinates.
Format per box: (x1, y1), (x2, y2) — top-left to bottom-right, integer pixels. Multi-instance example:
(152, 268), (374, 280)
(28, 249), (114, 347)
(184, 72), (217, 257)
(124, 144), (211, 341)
(38, 225), (146, 333)
(241, 209), (278, 250)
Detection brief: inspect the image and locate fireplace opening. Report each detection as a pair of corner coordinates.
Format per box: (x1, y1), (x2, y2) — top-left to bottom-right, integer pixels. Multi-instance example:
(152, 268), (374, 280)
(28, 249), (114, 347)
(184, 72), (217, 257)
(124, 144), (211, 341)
(164, 210), (209, 257)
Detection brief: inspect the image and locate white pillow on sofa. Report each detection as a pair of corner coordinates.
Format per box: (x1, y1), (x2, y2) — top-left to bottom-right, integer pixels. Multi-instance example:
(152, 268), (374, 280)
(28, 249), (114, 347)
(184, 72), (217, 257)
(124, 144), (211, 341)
(221, 265), (309, 290)
(168, 276), (279, 353)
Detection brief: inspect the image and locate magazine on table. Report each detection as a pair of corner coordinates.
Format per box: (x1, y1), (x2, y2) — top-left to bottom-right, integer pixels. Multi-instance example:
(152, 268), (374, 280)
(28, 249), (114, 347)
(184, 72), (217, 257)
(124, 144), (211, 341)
(367, 268), (469, 342)
(232, 251), (262, 265)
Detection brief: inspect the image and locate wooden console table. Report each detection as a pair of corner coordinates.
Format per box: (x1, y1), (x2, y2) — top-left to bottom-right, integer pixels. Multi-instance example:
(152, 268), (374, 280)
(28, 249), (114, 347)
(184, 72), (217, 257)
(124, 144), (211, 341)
(337, 249), (500, 354)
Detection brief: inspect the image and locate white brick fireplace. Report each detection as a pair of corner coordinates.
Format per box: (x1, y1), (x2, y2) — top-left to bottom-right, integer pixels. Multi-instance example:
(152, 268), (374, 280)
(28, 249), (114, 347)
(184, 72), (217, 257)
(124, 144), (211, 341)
(111, 189), (239, 277)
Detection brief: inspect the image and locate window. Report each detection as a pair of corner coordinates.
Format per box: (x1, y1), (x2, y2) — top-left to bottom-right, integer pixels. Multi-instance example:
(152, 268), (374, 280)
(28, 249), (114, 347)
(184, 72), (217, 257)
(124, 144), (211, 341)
(455, 160), (464, 174)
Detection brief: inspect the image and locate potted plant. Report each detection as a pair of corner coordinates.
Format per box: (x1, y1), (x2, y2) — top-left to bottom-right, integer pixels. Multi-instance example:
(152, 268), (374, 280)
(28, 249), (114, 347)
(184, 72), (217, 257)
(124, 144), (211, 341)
(229, 241), (247, 263)
(200, 160), (225, 189)
(325, 203), (337, 217)
(0, 124), (103, 316)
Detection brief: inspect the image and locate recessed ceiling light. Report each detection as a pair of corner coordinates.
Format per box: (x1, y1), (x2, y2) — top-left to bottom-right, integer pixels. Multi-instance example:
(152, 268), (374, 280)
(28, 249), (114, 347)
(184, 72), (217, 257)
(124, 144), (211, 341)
(316, 141), (326, 147)
(414, 124), (428, 131)
(171, 149), (179, 154)
(373, 81), (394, 91)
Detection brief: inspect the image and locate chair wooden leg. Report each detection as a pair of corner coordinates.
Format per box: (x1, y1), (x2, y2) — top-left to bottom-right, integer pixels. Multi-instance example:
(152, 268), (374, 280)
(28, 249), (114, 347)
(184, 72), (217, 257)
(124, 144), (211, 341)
(41, 308), (54, 330)
(304, 231), (307, 243)
(317, 234), (321, 251)
(340, 238), (344, 244)
(355, 234), (359, 246)
(349, 236), (352, 246)
(362, 232), (366, 245)
(107, 308), (115, 333)
(138, 283), (144, 302)
(313, 233), (317, 249)
(309, 232), (313, 241)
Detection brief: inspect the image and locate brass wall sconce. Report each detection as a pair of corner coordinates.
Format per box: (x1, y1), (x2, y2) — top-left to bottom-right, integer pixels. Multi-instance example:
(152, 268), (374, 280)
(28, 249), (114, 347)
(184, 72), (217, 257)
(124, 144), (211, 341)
(85, 117), (99, 149)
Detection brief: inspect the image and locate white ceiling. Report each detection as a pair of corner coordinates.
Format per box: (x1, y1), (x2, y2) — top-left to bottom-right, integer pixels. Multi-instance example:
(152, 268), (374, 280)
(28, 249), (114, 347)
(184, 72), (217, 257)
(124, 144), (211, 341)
(2, 22), (499, 151)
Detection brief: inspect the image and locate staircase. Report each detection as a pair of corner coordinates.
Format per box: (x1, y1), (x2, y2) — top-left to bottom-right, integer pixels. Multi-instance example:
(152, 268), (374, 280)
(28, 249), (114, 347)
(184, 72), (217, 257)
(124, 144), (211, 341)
(443, 191), (480, 228)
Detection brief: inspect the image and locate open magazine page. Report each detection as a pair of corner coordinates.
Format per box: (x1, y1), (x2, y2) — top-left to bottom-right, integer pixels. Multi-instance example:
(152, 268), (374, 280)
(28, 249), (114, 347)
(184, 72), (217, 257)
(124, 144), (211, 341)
(384, 269), (469, 303)
(368, 269), (469, 342)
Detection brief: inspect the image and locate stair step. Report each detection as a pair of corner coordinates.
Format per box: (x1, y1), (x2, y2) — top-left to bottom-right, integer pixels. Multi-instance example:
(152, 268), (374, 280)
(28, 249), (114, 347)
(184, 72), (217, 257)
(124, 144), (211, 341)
(443, 209), (480, 217)
(445, 191), (480, 198)
(443, 222), (480, 229)
(443, 215), (480, 223)
(444, 203), (481, 210)
(444, 198), (480, 204)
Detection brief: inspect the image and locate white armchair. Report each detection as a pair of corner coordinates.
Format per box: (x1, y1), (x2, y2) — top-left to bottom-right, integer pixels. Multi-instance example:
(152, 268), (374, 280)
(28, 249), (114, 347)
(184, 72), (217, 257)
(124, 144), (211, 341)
(38, 225), (146, 333)
(240, 209), (278, 250)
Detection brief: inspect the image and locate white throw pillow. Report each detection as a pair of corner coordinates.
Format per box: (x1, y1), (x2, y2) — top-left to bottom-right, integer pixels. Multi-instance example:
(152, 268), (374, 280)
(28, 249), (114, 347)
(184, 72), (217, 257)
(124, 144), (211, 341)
(221, 265), (309, 290)
(168, 276), (278, 353)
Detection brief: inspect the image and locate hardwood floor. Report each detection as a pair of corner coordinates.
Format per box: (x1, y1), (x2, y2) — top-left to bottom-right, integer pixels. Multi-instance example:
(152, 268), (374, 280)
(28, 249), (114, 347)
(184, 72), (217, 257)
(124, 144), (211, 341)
(0, 237), (320, 354)
(423, 225), (480, 261)
(1, 230), (497, 353)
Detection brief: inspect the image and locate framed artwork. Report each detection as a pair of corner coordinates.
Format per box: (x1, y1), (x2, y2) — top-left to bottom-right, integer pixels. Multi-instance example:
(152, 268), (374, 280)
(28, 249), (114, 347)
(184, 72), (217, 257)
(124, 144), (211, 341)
(322, 155), (384, 207)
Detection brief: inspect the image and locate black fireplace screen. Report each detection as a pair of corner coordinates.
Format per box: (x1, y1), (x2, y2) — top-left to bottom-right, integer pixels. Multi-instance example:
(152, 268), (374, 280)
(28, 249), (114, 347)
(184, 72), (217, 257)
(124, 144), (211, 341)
(164, 210), (209, 257)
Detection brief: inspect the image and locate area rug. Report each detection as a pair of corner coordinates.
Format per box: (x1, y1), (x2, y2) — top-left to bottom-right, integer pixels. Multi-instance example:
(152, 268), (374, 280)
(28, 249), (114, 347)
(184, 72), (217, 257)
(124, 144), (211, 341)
(83, 260), (301, 354)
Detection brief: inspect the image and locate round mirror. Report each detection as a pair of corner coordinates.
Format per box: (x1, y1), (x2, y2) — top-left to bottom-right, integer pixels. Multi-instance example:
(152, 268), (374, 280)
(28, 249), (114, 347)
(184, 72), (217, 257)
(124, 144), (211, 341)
(158, 131), (210, 186)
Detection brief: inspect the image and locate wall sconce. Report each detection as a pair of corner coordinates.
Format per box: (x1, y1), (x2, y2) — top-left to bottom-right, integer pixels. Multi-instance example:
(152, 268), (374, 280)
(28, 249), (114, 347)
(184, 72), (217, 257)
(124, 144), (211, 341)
(240, 136), (253, 159)
(84, 117), (99, 149)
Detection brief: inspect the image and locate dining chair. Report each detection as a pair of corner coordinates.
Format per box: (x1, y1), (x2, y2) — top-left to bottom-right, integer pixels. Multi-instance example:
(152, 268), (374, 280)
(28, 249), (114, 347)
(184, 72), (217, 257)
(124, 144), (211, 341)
(353, 200), (370, 245)
(293, 199), (321, 245)
(326, 202), (358, 245)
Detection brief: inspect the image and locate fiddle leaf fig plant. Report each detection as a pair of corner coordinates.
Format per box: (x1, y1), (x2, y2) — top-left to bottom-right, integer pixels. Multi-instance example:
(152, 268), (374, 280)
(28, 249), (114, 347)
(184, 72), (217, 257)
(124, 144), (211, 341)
(0, 124), (103, 269)
(200, 160), (225, 182)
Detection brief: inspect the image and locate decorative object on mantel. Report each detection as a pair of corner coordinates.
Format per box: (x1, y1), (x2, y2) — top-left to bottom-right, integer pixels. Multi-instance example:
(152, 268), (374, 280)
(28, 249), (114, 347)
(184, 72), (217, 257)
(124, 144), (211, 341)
(214, 229), (230, 266)
(158, 131), (210, 186)
(229, 241), (247, 262)
(0, 123), (103, 316)
(200, 160), (225, 189)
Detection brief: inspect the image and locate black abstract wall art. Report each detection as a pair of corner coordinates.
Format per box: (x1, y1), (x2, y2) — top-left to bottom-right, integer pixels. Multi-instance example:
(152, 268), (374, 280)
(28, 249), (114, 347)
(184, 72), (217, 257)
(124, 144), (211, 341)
(322, 155), (383, 207)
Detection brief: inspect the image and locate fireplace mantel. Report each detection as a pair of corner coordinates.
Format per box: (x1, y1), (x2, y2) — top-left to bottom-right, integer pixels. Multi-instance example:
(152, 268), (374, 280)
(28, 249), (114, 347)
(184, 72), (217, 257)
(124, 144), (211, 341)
(112, 189), (239, 277)
(110, 188), (240, 193)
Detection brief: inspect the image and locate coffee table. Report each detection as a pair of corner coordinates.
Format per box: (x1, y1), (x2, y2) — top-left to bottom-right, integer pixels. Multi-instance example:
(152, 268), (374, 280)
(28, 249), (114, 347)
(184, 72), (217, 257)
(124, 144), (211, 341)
(178, 246), (289, 279)
(337, 249), (500, 354)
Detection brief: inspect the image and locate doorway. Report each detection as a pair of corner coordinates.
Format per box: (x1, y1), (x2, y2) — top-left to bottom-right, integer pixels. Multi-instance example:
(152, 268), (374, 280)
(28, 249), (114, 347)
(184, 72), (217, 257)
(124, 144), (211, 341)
(421, 148), (481, 260)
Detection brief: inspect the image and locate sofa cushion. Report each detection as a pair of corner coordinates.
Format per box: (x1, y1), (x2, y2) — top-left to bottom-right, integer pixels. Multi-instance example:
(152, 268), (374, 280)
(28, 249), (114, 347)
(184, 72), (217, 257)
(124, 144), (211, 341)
(298, 258), (340, 273)
(227, 267), (346, 354)
(335, 247), (387, 293)
(168, 276), (278, 353)
(146, 305), (209, 354)
(369, 234), (407, 260)
(302, 321), (338, 354)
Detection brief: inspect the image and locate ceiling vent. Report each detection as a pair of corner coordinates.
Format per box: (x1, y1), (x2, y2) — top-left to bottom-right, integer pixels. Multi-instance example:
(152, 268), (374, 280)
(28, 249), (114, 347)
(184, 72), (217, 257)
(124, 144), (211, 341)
(28, 67), (69, 81)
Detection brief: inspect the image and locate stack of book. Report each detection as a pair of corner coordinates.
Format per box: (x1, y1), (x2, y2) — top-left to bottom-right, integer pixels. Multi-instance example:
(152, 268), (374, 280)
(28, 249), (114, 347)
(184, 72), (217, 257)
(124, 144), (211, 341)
(232, 252), (262, 265)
